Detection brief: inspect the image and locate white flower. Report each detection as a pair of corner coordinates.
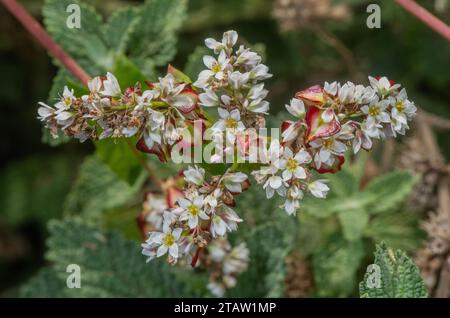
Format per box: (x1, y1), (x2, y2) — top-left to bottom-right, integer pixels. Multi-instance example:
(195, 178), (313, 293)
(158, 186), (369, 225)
(199, 89), (219, 107)
(235, 46), (262, 69)
(310, 135), (346, 169)
(144, 226), (183, 260)
(203, 50), (230, 81)
(204, 189), (221, 212)
(223, 242), (249, 275)
(368, 76), (400, 96)
(212, 108), (245, 133)
(246, 99), (269, 114)
(352, 124), (373, 154)
(308, 180), (330, 198)
(211, 214), (228, 237)
(37, 102), (55, 121)
(247, 83), (268, 100)
(184, 165), (205, 186)
(210, 206), (243, 237)
(222, 172), (248, 193)
(55, 86), (76, 110)
(222, 30), (238, 48)
(249, 64), (272, 81)
(157, 74), (185, 98)
(207, 282), (225, 297)
(179, 196), (209, 229)
(324, 81), (339, 96)
(338, 82), (356, 104)
(390, 88), (417, 130)
(285, 98), (305, 118)
(361, 98), (391, 128)
(142, 109), (165, 148)
(205, 30), (238, 54)
(282, 185), (304, 215)
(263, 175), (286, 199)
(229, 71), (250, 89)
(101, 72), (121, 97)
(88, 76), (102, 93)
(278, 148), (311, 181)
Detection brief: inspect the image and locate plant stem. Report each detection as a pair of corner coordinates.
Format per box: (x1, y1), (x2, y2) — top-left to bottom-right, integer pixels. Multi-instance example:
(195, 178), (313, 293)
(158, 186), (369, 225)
(0, 0), (91, 85)
(394, 0), (450, 42)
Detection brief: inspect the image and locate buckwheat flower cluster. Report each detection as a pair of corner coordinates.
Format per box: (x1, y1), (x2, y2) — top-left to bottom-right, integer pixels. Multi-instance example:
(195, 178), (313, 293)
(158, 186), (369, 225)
(252, 76), (417, 216)
(38, 68), (201, 162)
(141, 165), (250, 266)
(205, 238), (249, 297)
(195, 30), (272, 141)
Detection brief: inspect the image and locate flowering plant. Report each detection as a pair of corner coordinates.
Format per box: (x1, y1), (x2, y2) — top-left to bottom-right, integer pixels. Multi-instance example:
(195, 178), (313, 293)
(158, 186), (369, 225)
(38, 30), (417, 296)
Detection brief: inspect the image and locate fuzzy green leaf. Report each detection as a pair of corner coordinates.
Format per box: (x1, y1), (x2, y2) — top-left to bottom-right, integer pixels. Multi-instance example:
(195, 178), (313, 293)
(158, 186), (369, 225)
(129, 0), (187, 74)
(227, 220), (295, 297)
(312, 235), (365, 297)
(364, 171), (418, 214)
(338, 208), (369, 241)
(63, 156), (141, 219)
(359, 242), (428, 298)
(94, 138), (142, 185)
(43, 0), (108, 75)
(20, 218), (205, 297)
(103, 7), (140, 55)
(364, 212), (425, 252)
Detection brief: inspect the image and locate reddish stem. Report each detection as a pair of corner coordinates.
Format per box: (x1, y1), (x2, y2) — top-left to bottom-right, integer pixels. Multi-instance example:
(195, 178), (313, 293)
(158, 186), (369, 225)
(394, 0), (450, 42)
(1, 0), (91, 85)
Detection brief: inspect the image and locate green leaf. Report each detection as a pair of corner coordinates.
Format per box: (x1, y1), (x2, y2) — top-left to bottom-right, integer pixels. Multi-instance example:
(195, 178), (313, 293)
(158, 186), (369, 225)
(63, 156), (141, 219)
(0, 155), (79, 227)
(359, 242), (428, 298)
(20, 268), (65, 298)
(112, 55), (148, 89)
(95, 138), (142, 184)
(43, 0), (107, 75)
(312, 235), (366, 297)
(364, 171), (418, 214)
(227, 220), (295, 297)
(103, 7), (140, 55)
(129, 0), (187, 74)
(338, 208), (369, 241)
(20, 218), (205, 297)
(364, 211), (425, 252)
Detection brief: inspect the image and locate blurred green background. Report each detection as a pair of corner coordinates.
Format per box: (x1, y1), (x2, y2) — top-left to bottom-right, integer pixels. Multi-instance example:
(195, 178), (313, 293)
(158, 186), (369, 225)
(0, 0), (449, 296)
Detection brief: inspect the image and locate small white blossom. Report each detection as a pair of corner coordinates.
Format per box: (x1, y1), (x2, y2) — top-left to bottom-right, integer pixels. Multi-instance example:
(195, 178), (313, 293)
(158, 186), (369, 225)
(324, 81), (339, 96)
(205, 30), (238, 54)
(101, 72), (121, 97)
(199, 89), (219, 107)
(282, 185), (304, 215)
(179, 196), (209, 229)
(278, 148), (311, 181)
(222, 172), (248, 193)
(285, 98), (306, 118)
(212, 108), (246, 133)
(368, 76), (400, 96)
(310, 135), (346, 169)
(229, 71), (250, 89)
(143, 226), (183, 260)
(308, 180), (330, 198)
(184, 165), (205, 186)
(389, 88), (417, 134)
(361, 98), (391, 128)
(249, 64), (272, 81)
